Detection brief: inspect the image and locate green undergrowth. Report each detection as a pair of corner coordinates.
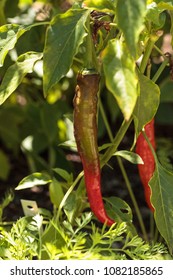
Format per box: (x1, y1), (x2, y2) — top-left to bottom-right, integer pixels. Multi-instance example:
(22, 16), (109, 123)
(0, 192), (171, 260)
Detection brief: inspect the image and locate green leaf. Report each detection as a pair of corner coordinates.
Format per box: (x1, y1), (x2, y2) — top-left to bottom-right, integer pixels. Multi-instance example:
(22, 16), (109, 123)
(0, 150), (10, 181)
(156, 0), (173, 10)
(106, 196), (132, 223)
(0, 24), (26, 67)
(83, 0), (116, 12)
(0, 52), (43, 105)
(0, 0), (6, 26)
(102, 39), (138, 120)
(146, 2), (166, 28)
(160, 77), (173, 102)
(114, 150), (144, 164)
(49, 178), (64, 208)
(41, 221), (66, 259)
(134, 72), (160, 134)
(116, 0), (146, 57)
(43, 9), (90, 95)
(0, 23), (44, 67)
(53, 168), (73, 182)
(63, 192), (81, 223)
(59, 140), (77, 150)
(15, 172), (51, 190)
(150, 161), (173, 254)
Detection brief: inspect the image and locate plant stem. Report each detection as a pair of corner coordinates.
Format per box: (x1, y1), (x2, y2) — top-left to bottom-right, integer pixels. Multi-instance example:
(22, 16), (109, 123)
(140, 33), (161, 74)
(101, 117), (133, 168)
(150, 212), (155, 241)
(56, 170), (84, 223)
(142, 130), (157, 163)
(140, 38), (156, 74)
(99, 100), (114, 142)
(100, 102), (148, 240)
(84, 17), (98, 70)
(117, 156), (148, 241)
(152, 57), (169, 83)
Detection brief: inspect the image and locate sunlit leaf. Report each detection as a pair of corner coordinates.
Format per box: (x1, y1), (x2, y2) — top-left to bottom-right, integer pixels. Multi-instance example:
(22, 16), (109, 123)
(116, 0), (146, 57)
(102, 39), (138, 120)
(156, 0), (173, 10)
(83, 0), (116, 12)
(0, 23), (45, 67)
(41, 222), (66, 259)
(15, 172), (51, 190)
(43, 9), (90, 95)
(0, 24), (26, 67)
(146, 2), (166, 28)
(114, 150), (144, 164)
(0, 52), (43, 105)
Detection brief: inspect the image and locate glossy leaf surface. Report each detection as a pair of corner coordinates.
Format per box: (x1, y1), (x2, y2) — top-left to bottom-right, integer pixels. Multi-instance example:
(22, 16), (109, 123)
(102, 39), (138, 120)
(43, 9), (90, 95)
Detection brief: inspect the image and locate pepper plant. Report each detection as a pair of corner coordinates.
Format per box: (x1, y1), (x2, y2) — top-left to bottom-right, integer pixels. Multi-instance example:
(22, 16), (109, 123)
(1, 0), (173, 258)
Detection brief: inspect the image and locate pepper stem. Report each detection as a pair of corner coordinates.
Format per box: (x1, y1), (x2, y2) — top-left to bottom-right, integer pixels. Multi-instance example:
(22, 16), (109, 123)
(139, 32), (162, 74)
(101, 117), (133, 167)
(83, 15), (98, 70)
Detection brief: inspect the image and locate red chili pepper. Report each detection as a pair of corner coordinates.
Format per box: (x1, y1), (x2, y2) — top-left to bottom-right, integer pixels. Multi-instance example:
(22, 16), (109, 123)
(73, 72), (114, 226)
(136, 119), (156, 211)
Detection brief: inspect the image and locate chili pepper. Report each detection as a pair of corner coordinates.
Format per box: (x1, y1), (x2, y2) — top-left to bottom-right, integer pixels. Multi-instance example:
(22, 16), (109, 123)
(136, 119), (155, 211)
(73, 71), (114, 226)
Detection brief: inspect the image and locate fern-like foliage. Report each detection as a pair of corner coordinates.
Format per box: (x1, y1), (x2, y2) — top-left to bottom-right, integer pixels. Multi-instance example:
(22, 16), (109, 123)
(0, 211), (171, 260)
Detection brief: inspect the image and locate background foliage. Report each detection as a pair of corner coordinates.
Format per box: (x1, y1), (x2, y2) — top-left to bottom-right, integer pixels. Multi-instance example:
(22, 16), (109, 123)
(0, 0), (173, 259)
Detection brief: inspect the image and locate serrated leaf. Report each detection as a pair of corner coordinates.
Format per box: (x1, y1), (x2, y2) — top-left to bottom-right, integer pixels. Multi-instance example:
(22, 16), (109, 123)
(0, 52), (43, 105)
(102, 39), (138, 120)
(15, 172), (51, 190)
(116, 0), (146, 57)
(114, 150), (144, 164)
(43, 9), (90, 95)
(150, 161), (173, 254)
(134, 72), (160, 134)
